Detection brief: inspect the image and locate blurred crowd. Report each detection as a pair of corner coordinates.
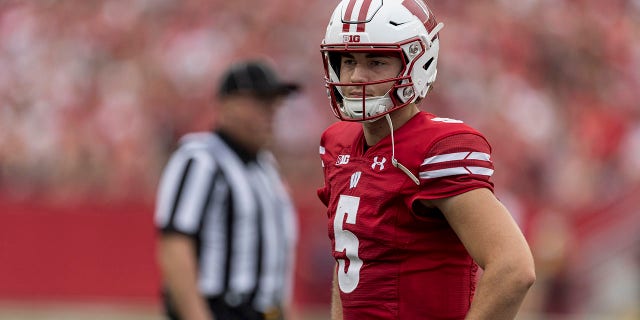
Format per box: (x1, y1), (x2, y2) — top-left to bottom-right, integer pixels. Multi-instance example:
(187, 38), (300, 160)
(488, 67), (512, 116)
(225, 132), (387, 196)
(0, 0), (638, 318)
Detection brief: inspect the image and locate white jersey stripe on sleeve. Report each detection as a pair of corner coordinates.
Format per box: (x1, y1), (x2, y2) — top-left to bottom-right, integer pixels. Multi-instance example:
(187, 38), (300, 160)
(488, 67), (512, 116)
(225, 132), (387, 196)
(467, 152), (491, 161)
(467, 167), (494, 176)
(420, 167), (469, 179)
(421, 152), (469, 165)
(421, 152), (491, 166)
(419, 166), (494, 180)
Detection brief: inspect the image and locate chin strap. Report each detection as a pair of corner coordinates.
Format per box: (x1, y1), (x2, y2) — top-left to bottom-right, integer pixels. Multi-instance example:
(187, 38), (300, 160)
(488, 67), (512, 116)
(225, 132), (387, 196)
(342, 95), (393, 121)
(384, 114), (420, 185)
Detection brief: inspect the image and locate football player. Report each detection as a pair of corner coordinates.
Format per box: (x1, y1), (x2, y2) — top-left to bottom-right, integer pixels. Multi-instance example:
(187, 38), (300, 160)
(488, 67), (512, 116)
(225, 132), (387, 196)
(317, 0), (536, 319)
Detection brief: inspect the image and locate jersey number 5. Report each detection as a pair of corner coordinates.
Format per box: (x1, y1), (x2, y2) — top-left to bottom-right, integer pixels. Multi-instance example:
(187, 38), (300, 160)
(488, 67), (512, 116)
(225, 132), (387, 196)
(334, 195), (363, 293)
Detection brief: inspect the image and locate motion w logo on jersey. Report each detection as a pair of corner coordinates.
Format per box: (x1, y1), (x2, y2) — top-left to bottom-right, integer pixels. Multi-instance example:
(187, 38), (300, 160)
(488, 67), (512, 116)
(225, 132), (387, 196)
(349, 171), (362, 189)
(371, 156), (386, 171)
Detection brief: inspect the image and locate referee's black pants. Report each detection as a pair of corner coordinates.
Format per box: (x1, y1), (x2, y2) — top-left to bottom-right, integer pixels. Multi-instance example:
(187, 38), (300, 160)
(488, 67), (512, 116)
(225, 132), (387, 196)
(165, 296), (283, 320)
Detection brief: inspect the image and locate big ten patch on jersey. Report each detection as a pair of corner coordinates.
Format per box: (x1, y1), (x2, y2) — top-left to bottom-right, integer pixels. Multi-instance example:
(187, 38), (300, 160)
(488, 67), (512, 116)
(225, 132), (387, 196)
(336, 154), (351, 165)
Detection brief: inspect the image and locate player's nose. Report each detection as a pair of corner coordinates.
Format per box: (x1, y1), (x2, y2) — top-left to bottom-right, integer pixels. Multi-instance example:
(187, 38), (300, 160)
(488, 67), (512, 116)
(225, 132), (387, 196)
(349, 63), (370, 83)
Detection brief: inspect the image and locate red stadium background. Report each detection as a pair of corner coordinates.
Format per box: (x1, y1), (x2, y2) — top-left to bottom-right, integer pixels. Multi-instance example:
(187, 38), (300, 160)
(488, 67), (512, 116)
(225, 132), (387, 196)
(0, 0), (638, 318)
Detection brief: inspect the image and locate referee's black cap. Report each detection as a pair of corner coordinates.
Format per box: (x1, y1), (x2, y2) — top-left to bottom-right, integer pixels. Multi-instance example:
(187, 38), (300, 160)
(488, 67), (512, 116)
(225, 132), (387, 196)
(217, 60), (300, 98)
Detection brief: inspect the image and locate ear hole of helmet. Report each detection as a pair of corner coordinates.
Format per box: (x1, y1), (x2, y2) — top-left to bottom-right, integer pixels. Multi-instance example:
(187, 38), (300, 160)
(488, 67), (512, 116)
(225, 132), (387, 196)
(423, 57), (434, 71)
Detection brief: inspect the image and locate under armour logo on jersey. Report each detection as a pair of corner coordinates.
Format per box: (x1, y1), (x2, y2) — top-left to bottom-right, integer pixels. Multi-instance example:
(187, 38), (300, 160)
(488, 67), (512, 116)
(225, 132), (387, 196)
(350, 171), (362, 189)
(371, 156), (386, 171)
(336, 154), (351, 165)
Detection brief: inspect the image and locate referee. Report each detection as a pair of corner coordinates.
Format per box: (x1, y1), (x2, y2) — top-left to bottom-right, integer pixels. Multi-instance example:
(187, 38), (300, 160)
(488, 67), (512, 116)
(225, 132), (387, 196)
(155, 59), (299, 320)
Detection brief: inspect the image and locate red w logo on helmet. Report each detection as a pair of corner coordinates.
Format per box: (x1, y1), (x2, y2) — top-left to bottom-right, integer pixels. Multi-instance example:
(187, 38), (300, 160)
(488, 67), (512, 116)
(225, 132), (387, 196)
(342, 0), (375, 32)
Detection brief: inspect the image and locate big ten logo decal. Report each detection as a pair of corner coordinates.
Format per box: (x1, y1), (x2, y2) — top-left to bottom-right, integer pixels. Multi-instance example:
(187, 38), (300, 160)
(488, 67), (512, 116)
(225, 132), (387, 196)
(336, 154), (351, 165)
(343, 34), (361, 43)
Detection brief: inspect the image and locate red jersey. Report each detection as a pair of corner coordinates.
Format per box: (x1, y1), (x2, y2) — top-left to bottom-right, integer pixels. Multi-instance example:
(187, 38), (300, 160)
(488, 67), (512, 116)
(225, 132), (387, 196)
(317, 112), (495, 319)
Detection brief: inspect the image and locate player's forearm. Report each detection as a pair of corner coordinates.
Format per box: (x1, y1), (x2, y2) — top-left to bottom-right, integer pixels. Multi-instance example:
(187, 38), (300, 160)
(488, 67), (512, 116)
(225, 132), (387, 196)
(465, 261), (535, 320)
(331, 268), (344, 320)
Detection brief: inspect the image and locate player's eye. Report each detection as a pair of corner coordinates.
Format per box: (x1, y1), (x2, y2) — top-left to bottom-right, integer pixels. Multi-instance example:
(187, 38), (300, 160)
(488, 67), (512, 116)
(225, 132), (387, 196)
(341, 58), (356, 66)
(369, 60), (386, 67)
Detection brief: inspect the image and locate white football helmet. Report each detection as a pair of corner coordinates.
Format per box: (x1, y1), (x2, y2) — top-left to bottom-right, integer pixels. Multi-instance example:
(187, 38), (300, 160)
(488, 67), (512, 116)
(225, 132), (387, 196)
(321, 0), (444, 122)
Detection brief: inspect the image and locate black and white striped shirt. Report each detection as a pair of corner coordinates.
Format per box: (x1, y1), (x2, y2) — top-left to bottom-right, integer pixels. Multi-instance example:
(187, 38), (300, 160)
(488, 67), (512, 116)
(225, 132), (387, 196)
(155, 131), (297, 313)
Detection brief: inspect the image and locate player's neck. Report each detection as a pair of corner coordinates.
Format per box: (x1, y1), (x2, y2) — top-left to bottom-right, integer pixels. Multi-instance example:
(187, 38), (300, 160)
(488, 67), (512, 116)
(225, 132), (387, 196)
(362, 105), (419, 147)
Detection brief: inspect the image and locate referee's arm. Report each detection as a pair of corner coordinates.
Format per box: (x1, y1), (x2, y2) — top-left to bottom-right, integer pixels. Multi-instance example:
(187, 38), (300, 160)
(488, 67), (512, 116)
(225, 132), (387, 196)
(159, 234), (212, 320)
(155, 150), (217, 320)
